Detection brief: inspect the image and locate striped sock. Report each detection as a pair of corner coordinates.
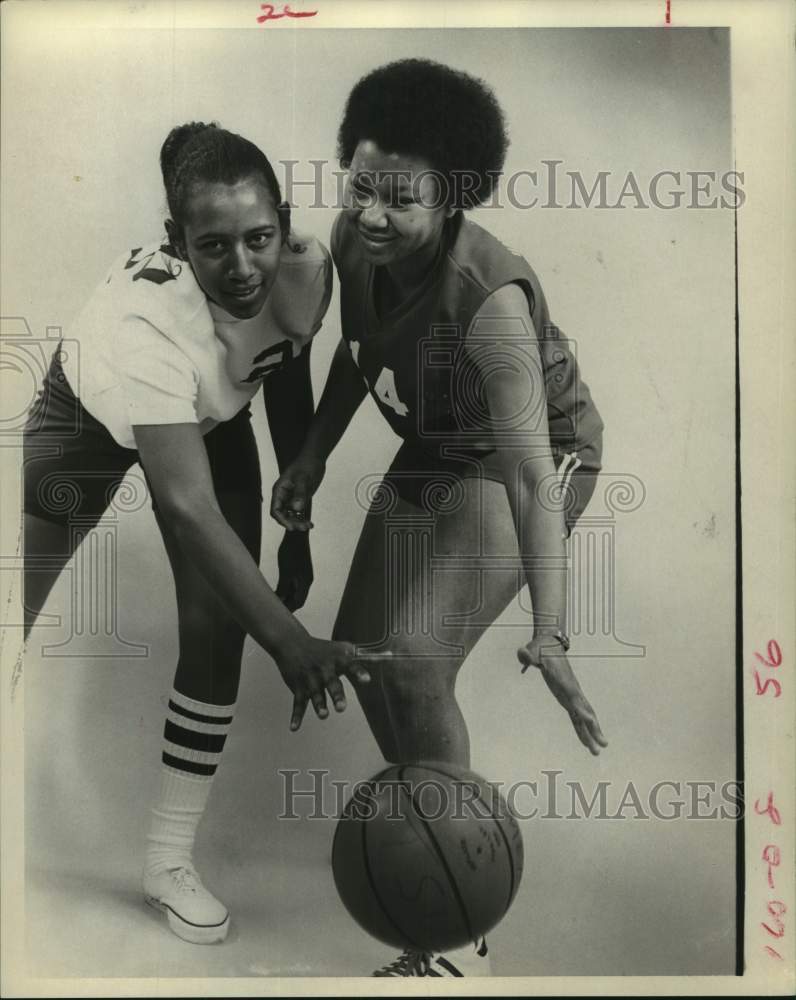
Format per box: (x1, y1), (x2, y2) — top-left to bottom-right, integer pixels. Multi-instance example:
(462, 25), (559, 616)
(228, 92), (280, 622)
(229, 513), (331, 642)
(144, 688), (236, 878)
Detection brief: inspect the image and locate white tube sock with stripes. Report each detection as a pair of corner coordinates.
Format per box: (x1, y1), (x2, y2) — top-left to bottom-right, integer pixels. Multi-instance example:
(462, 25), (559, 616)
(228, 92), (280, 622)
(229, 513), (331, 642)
(144, 688), (236, 879)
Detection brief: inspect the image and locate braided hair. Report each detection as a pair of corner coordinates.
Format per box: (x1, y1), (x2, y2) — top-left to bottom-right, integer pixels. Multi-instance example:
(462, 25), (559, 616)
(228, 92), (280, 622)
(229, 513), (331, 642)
(160, 122), (289, 242)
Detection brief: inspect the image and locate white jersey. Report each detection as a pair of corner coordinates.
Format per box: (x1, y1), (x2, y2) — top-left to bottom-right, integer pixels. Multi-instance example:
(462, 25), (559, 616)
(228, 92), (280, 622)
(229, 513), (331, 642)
(61, 232), (332, 449)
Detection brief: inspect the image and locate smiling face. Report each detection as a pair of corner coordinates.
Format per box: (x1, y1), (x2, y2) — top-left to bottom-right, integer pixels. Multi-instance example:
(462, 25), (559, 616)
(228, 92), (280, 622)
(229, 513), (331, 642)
(178, 177), (282, 319)
(343, 140), (455, 268)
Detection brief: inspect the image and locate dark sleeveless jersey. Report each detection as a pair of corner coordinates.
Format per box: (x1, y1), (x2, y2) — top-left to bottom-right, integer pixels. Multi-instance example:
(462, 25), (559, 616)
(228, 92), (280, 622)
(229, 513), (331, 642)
(330, 210), (603, 456)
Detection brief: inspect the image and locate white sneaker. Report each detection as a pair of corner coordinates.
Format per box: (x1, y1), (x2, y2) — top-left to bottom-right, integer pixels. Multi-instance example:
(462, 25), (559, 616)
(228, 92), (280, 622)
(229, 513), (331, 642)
(143, 865), (229, 944)
(373, 938), (491, 977)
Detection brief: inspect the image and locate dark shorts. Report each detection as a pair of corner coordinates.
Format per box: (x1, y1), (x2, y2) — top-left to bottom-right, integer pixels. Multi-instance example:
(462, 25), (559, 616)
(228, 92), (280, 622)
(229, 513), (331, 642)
(23, 349), (262, 526)
(383, 435), (602, 535)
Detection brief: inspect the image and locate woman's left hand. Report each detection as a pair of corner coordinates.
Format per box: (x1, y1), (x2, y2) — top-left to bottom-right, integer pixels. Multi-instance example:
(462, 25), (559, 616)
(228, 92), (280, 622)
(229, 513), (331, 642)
(276, 530), (313, 611)
(517, 637), (608, 756)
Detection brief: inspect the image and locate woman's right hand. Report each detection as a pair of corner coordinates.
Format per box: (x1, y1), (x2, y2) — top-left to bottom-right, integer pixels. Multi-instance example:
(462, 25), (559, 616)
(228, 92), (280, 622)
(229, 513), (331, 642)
(275, 635), (371, 730)
(270, 453), (326, 531)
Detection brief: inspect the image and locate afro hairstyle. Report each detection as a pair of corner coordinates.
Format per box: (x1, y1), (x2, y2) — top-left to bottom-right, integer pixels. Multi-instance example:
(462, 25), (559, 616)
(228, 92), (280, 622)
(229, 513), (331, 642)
(337, 58), (509, 210)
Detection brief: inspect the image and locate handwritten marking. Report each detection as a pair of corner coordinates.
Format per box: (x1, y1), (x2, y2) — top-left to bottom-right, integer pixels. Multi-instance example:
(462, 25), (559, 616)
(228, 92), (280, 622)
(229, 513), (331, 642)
(753, 639), (783, 698)
(754, 671), (782, 697)
(762, 844), (781, 889)
(754, 791), (782, 826)
(665, 0), (671, 25)
(753, 640), (787, 961)
(755, 639), (782, 668)
(257, 3), (318, 23)
(762, 901), (787, 938)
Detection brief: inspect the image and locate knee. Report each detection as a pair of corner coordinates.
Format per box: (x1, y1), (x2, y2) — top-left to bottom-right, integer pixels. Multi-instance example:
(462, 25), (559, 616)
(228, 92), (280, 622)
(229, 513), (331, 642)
(379, 654), (457, 709)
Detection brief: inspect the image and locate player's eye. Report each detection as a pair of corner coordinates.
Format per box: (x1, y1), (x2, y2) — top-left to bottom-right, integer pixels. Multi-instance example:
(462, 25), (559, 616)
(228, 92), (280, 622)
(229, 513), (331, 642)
(198, 240), (226, 254)
(248, 232), (273, 249)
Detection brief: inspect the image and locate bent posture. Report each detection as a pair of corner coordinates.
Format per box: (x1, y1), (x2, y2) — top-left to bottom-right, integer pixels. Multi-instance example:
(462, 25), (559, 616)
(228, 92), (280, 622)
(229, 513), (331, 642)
(23, 122), (367, 945)
(272, 60), (608, 976)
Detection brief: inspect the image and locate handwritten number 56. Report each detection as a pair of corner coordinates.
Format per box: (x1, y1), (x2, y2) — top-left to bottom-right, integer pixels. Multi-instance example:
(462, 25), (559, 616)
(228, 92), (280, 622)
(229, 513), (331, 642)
(753, 639), (782, 698)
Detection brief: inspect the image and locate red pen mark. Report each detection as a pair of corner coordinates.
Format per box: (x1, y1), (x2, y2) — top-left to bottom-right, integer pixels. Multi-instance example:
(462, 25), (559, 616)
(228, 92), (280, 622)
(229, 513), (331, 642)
(754, 639), (783, 697)
(665, 0), (671, 25)
(257, 3), (318, 23)
(754, 671), (782, 697)
(762, 900), (787, 938)
(762, 844), (781, 889)
(754, 792), (782, 826)
(755, 639), (782, 668)
(753, 643), (787, 962)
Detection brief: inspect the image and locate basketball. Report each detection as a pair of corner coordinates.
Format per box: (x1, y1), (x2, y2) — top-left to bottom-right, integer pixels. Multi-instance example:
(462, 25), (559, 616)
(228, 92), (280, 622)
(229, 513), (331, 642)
(332, 761), (524, 953)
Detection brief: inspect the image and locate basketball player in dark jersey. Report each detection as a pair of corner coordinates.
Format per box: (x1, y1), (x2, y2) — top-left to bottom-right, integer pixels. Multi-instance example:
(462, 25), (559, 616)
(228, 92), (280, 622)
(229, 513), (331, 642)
(271, 59), (608, 975)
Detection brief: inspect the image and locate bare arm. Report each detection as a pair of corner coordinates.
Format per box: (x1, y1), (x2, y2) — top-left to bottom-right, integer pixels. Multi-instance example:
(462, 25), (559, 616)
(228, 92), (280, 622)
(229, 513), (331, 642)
(134, 421), (369, 728)
(303, 337), (369, 460)
(271, 337), (368, 529)
(473, 283), (607, 755)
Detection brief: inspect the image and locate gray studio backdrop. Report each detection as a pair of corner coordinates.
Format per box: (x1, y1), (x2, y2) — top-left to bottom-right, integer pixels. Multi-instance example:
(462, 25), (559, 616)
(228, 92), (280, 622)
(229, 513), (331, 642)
(5, 26), (736, 977)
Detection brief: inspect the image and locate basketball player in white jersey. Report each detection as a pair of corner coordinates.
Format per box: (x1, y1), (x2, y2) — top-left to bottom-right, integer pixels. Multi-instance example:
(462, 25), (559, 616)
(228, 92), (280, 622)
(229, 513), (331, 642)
(23, 122), (369, 945)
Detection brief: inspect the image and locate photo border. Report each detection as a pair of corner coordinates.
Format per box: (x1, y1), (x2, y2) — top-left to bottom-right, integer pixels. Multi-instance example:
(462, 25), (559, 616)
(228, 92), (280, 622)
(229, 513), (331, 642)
(1, 0), (793, 996)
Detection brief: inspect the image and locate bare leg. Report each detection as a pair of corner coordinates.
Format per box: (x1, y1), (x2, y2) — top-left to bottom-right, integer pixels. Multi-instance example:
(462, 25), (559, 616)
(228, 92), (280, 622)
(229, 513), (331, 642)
(152, 489), (261, 705)
(23, 512), (103, 641)
(333, 477), (525, 767)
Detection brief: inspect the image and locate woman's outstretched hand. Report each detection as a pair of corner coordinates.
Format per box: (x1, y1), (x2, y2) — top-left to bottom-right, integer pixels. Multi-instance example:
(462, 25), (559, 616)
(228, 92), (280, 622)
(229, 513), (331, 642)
(275, 636), (372, 732)
(271, 454), (326, 531)
(517, 638), (608, 756)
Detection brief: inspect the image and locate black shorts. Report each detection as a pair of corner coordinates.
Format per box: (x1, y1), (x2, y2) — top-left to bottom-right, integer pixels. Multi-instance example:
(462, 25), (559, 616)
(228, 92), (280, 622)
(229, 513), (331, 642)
(23, 349), (262, 526)
(383, 435), (602, 535)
